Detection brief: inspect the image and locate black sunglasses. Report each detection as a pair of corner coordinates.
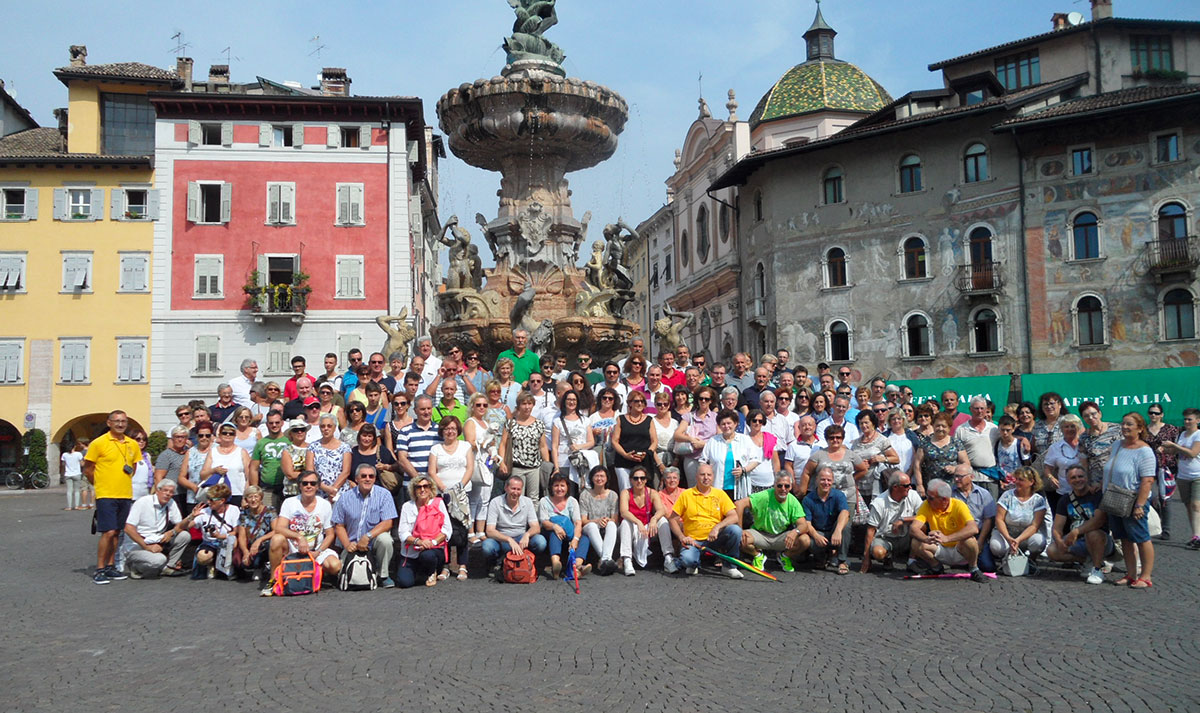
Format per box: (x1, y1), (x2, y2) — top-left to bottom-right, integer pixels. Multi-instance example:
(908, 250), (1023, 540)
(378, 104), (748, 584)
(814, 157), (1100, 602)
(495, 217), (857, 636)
(300, 481), (319, 487)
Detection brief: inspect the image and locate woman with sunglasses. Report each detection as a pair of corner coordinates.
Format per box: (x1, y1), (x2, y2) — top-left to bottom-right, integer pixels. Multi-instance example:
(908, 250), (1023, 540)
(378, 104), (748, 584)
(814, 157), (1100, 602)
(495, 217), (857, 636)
(612, 390), (661, 491)
(650, 392), (679, 480)
(230, 406), (260, 453)
(129, 431), (156, 501)
(316, 382), (346, 430)
(464, 394), (498, 540)
(279, 419), (311, 499)
(340, 401), (368, 447)
(617, 465), (670, 575)
(265, 469), (341, 595)
(1145, 402), (1180, 540)
(307, 413), (352, 501)
(622, 356), (647, 392)
(566, 371), (595, 414)
(773, 387), (801, 438)
(744, 409), (782, 496)
(552, 389), (596, 492)
(912, 402), (937, 449)
(589, 387), (622, 469)
(199, 422), (251, 506)
(460, 349), (491, 397)
(182, 426), (215, 506)
(673, 385), (718, 488)
(793, 388), (814, 421)
(385, 393), (413, 457)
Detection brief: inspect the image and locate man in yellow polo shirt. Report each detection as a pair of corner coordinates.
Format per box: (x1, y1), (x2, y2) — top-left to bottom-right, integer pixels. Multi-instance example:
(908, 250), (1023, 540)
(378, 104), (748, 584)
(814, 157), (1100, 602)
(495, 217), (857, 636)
(911, 479), (987, 583)
(83, 410), (141, 585)
(668, 462), (744, 578)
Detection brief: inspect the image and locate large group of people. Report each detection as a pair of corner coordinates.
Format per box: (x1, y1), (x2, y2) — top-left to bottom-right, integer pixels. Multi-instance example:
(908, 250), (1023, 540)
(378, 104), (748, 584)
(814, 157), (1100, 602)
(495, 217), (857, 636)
(79, 333), (1194, 593)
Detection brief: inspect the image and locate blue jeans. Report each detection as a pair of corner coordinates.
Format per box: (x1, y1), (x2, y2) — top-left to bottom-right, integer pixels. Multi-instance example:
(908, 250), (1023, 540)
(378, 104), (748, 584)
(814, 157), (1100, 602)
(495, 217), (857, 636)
(678, 525), (743, 568)
(482, 534), (548, 564)
(396, 550), (445, 588)
(978, 538), (996, 573)
(546, 515), (575, 558)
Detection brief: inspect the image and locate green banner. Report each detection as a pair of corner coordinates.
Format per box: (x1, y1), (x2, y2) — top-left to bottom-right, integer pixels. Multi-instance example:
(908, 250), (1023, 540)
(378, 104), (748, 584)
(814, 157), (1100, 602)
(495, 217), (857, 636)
(895, 375), (1012, 415)
(1021, 366), (1199, 424)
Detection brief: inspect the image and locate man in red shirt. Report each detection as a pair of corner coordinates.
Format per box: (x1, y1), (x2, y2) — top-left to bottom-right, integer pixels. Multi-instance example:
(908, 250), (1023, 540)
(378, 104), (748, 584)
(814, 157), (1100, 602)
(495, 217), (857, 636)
(659, 351), (686, 391)
(283, 356), (315, 401)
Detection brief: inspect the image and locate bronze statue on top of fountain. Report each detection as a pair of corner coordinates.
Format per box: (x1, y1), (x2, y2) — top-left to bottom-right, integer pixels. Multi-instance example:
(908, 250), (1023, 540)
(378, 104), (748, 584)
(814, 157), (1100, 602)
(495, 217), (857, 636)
(438, 216), (474, 291)
(504, 0), (565, 69)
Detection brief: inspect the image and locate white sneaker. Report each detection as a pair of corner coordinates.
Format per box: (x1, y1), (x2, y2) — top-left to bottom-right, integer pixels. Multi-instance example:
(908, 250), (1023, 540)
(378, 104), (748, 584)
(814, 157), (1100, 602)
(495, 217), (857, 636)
(1086, 567), (1105, 585)
(726, 566), (744, 579)
(663, 555), (679, 573)
(622, 558), (635, 576)
(1101, 561), (1114, 573)
(686, 566), (699, 576)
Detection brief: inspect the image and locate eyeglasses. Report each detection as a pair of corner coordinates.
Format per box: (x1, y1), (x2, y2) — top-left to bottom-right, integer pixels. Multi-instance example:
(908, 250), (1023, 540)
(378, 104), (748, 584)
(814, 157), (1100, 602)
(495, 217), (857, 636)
(874, 408), (890, 414)
(893, 483), (912, 489)
(655, 401), (670, 407)
(750, 418), (765, 424)
(369, 359), (384, 364)
(839, 371), (851, 377)
(197, 433), (213, 438)
(394, 401), (408, 407)
(797, 395), (809, 400)
(827, 435), (844, 441)
(1148, 410), (1163, 416)
(266, 387), (280, 392)
(415, 484), (432, 490)
(696, 396), (712, 402)
(448, 348), (461, 354)
(601, 395), (614, 400)
(630, 476), (647, 481)
(605, 369), (619, 375)
(300, 481), (318, 487)
(359, 473), (376, 479)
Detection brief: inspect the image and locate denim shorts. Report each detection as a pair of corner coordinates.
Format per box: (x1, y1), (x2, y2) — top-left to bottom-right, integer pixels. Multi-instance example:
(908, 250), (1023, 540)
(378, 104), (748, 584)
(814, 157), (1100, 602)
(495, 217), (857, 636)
(95, 498), (133, 533)
(1068, 533), (1114, 558)
(1109, 509), (1150, 544)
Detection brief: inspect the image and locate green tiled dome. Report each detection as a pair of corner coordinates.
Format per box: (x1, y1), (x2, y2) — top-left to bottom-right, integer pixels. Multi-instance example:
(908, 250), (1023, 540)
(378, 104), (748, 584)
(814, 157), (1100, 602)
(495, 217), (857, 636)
(749, 60), (892, 128)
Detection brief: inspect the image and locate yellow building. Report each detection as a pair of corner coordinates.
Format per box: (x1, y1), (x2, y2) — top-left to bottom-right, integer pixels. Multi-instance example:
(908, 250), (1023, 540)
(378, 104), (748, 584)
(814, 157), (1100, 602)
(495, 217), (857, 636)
(0, 46), (176, 470)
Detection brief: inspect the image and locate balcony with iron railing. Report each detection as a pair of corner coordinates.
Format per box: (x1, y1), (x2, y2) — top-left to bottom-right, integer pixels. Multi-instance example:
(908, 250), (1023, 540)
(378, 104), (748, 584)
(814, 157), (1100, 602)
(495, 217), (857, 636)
(954, 261), (1004, 297)
(243, 274), (310, 325)
(1144, 236), (1200, 280)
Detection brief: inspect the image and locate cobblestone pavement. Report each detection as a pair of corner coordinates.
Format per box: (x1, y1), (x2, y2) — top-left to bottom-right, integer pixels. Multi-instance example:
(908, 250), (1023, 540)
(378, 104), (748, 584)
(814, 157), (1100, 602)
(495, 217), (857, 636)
(2, 491), (1197, 712)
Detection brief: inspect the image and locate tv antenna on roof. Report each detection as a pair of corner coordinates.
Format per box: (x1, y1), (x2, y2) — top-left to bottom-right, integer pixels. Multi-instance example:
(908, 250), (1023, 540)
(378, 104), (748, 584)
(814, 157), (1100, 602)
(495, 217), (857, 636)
(219, 46), (242, 65)
(308, 35), (326, 60)
(170, 31), (191, 56)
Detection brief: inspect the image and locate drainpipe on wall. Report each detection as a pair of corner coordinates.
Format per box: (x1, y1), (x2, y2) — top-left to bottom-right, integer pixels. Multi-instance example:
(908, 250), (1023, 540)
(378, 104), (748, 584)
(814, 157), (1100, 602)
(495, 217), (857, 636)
(1010, 127), (1034, 376)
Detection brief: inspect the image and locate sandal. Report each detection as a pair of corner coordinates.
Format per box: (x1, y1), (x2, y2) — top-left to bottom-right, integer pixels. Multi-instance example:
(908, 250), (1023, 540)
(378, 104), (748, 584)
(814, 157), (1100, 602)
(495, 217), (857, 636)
(425, 573), (438, 587)
(456, 565), (468, 581)
(837, 562), (850, 575)
(437, 568), (450, 581)
(1114, 576), (1135, 586)
(1130, 578), (1153, 589)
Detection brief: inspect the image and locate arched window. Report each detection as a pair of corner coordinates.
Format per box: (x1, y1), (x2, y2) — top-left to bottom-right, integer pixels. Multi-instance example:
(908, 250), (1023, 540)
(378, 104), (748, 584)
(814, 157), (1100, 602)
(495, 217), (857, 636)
(904, 314), (932, 357)
(1158, 202), (1187, 240)
(971, 308), (999, 353)
(828, 320), (851, 362)
(696, 205), (710, 263)
(753, 262), (766, 299)
(826, 247), (847, 288)
(753, 191), (764, 222)
(719, 204), (731, 242)
(1076, 295), (1105, 346)
(903, 236), (927, 279)
(964, 142), (989, 183)
(1072, 211), (1100, 260)
(1163, 288), (1196, 340)
(822, 166), (844, 205)
(755, 328), (768, 360)
(899, 154), (922, 193)
(679, 230), (690, 268)
(968, 227), (995, 289)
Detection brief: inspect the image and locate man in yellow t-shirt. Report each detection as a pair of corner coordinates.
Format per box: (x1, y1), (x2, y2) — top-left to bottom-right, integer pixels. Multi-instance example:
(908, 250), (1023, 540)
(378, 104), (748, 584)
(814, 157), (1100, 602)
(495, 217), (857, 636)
(911, 479), (987, 582)
(83, 410), (141, 585)
(668, 463), (744, 578)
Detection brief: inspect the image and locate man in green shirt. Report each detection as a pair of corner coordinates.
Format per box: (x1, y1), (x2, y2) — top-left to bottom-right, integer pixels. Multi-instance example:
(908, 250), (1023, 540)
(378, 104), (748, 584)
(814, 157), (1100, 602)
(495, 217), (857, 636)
(496, 328), (541, 384)
(734, 471), (812, 572)
(249, 411), (289, 509)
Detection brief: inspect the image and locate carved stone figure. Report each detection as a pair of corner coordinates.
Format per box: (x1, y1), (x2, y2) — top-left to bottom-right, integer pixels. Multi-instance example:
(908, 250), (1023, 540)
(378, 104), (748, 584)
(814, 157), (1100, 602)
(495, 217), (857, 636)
(654, 303), (694, 353)
(585, 241), (609, 290)
(438, 215), (473, 290)
(503, 0), (565, 66)
(517, 201), (554, 265)
(602, 219), (638, 291)
(376, 309), (417, 360)
(510, 281), (538, 335)
(468, 244), (483, 290)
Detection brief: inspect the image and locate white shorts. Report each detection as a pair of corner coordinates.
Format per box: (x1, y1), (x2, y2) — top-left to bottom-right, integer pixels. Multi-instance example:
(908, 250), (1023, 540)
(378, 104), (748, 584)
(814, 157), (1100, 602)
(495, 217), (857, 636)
(288, 543), (338, 565)
(934, 544), (968, 566)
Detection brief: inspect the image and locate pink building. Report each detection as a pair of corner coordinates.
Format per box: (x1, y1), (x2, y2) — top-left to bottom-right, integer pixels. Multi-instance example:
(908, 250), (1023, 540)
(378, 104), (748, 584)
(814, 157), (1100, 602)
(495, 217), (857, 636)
(148, 66), (437, 426)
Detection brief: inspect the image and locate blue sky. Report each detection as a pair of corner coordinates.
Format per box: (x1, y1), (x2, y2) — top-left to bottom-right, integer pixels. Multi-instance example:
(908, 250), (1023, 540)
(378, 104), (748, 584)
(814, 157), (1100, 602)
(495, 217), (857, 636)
(3, 0), (1198, 238)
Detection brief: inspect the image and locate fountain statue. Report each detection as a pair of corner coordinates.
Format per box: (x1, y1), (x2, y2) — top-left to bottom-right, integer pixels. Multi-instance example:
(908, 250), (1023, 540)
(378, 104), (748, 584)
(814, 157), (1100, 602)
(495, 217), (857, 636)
(432, 0), (638, 364)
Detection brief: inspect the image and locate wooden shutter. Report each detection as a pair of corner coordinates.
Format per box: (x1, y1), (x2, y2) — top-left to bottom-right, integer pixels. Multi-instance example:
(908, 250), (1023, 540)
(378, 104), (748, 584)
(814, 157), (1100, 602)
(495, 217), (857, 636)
(53, 188), (66, 220)
(111, 190), (123, 221)
(281, 184), (295, 224)
(186, 182), (199, 222)
(147, 190), (159, 221)
(187, 120), (201, 145)
(219, 183), (232, 223)
(327, 124), (341, 148)
(259, 123), (272, 147)
(220, 121), (233, 147)
(0, 342), (19, 382)
(24, 188), (37, 220)
(196, 336), (218, 373)
(120, 254), (147, 291)
(350, 185), (363, 223)
(118, 341), (144, 382)
(358, 124), (371, 148)
(89, 188), (104, 221)
(292, 123), (305, 148)
(61, 342), (87, 382)
(267, 184), (280, 224)
(0, 255), (21, 289)
(337, 185), (350, 224)
(337, 256), (363, 298)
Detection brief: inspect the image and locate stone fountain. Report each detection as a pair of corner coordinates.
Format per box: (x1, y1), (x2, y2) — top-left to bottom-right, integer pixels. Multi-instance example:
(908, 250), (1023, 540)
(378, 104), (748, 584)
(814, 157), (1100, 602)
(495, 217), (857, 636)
(431, 0), (640, 364)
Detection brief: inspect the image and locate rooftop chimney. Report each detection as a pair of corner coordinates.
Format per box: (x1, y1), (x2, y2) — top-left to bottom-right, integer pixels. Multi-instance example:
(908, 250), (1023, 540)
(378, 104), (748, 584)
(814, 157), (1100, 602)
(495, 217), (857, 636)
(208, 64), (229, 85)
(176, 57), (193, 92)
(319, 67), (350, 96)
(53, 108), (68, 143)
(69, 45), (87, 67)
(1091, 0), (1113, 21)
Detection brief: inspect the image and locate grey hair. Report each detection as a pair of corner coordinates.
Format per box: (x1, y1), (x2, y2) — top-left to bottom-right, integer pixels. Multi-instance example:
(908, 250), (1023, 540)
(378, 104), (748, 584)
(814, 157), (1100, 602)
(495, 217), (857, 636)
(512, 328), (529, 338)
(969, 396), (988, 408)
(317, 412), (339, 425)
(240, 358), (257, 373)
(413, 394), (434, 408)
(169, 425), (190, 438)
(250, 381), (267, 398)
(416, 335), (433, 346)
(774, 470), (794, 483)
(927, 480), (952, 498)
(884, 468), (908, 488)
(243, 485), (264, 498)
(388, 352), (405, 363)
(354, 463), (377, 479)
(662, 466), (681, 479)
(156, 479), (178, 491)
(834, 395), (851, 406)
(217, 382), (231, 392)
(720, 386), (741, 399)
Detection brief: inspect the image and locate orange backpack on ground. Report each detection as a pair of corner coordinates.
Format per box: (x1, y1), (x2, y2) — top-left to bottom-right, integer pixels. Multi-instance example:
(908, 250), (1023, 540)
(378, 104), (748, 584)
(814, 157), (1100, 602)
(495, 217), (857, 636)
(502, 550), (537, 583)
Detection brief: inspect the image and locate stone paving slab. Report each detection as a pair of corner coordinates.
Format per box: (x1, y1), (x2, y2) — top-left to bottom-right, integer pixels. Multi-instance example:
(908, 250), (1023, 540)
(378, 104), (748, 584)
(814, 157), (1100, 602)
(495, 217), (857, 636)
(1, 492), (1196, 712)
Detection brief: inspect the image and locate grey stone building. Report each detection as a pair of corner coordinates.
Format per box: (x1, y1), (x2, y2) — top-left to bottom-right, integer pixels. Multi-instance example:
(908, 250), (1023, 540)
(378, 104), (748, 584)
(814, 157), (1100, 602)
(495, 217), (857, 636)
(712, 1), (1200, 380)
